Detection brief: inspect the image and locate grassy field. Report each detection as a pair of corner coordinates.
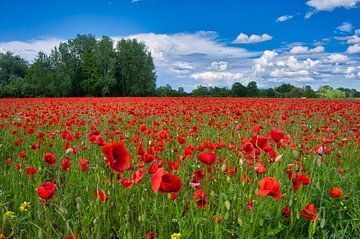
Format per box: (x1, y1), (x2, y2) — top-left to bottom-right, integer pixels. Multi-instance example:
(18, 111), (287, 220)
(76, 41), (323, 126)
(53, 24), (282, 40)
(0, 97), (359, 239)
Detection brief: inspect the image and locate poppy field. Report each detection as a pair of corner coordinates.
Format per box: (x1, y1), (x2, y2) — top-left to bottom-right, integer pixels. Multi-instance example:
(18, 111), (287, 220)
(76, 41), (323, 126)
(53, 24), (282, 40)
(0, 97), (359, 239)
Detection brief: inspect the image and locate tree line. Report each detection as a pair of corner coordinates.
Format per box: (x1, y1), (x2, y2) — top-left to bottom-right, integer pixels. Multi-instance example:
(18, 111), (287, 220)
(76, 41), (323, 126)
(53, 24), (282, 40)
(0, 34), (156, 97)
(0, 34), (359, 98)
(156, 83), (360, 98)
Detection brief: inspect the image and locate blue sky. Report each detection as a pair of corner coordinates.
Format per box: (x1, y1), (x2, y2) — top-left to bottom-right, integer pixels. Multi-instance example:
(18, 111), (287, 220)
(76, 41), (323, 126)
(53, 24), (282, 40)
(1, 0), (360, 90)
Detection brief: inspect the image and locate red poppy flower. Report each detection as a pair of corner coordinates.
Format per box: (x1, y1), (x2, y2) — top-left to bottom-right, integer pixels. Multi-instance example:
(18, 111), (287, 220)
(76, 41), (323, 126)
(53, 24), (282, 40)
(170, 192), (178, 201)
(292, 173), (311, 191)
(95, 190), (108, 202)
(256, 177), (282, 200)
(147, 163), (158, 174)
(167, 161), (179, 172)
(194, 190), (207, 208)
(301, 203), (319, 221)
(25, 166), (38, 178)
(212, 215), (223, 224)
(146, 232), (156, 239)
(37, 182), (56, 200)
(120, 178), (134, 188)
(178, 136), (186, 144)
(132, 168), (144, 183)
(62, 157), (71, 171)
(43, 152), (56, 166)
(95, 136), (106, 146)
(282, 206), (291, 217)
(329, 187), (342, 198)
(151, 168), (182, 193)
(79, 159), (89, 172)
(254, 162), (267, 174)
(19, 152), (26, 158)
(65, 235), (79, 239)
(240, 174), (251, 184)
(198, 152), (216, 165)
(251, 135), (269, 149)
(270, 129), (285, 142)
(102, 141), (130, 174)
(193, 170), (205, 180)
(242, 141), (254, 154)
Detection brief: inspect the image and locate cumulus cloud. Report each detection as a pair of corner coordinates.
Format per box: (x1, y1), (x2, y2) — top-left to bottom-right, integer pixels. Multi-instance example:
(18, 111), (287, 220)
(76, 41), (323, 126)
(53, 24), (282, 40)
(270, 69), (310, 78)
(306, 0), (360, 11)
(123, 32), (255, 64)
(335, 29), (360, 45)
(346, 44), (360, 53)
(325, 54), (349, 63)
(336, 22), (353, 33)
(170, 61), (194, 75)
(190, 71), (243, 81)
(289, 45), (325, 54)
(0, 38), (62, 62)
(276, 15), (293, 22)
(252, 49), (360, 88)
(208, 61), (228, 71)
(232, 33), (272, 44)
(253, 50), (278, 73)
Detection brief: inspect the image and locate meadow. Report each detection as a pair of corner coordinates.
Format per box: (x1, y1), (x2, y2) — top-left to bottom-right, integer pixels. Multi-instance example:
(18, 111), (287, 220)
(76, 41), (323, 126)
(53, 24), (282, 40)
(0, 97), (359, 239)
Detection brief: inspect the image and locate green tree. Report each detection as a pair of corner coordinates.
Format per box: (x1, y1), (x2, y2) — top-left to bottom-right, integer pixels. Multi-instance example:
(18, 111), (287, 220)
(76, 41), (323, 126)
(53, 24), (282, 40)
(23, 52), (52, 97)
(231, 82), (247, 97)
(246, 81), (258, 97)
(275, 84), (296, 97)
(95, 36), (117, 96)
(115, 39), (156, 96)
(318, 85), (346, 98)
(192, 85), (210, 96)
(303, 85), (317, 98)
(0, 52), (28, 97)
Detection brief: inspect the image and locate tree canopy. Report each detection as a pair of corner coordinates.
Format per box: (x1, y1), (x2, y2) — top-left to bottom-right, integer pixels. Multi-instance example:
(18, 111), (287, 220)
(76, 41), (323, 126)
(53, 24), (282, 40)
(1, 34), (156, 97)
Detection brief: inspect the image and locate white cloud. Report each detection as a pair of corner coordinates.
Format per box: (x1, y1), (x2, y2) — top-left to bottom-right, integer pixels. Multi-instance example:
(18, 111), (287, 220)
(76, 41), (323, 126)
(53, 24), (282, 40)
(253, 50), (278, 73)
(232, 33), (272, 44)
(170, 61), (194, 75)
(306, 0), (360, 11)
(251, 49), (360, 88)
(123, 32), (255, 64)
(335, 28), (360, 44)
(0, 38), (62, 62)
(275, 56), (319, 70)
(190, 71), (243, 81)
(276, 15), (293, 22)
(326, 54), (349, 63)
(270, 69), (310, 78)
(305, 11), (315, 19)
(346, 44), (360, 53)
(208, 61), (228, 71)
(336, 22), (353, 32)
(289, 45), (325, 54)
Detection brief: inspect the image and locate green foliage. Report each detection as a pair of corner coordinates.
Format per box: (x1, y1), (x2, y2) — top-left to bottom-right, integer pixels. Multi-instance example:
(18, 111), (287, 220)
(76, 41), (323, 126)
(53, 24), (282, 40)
(318, 86), (346, 98)
(246, 81), (259, 97)
(231, 82), (247, 97)
(0, 35), (156, 97)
